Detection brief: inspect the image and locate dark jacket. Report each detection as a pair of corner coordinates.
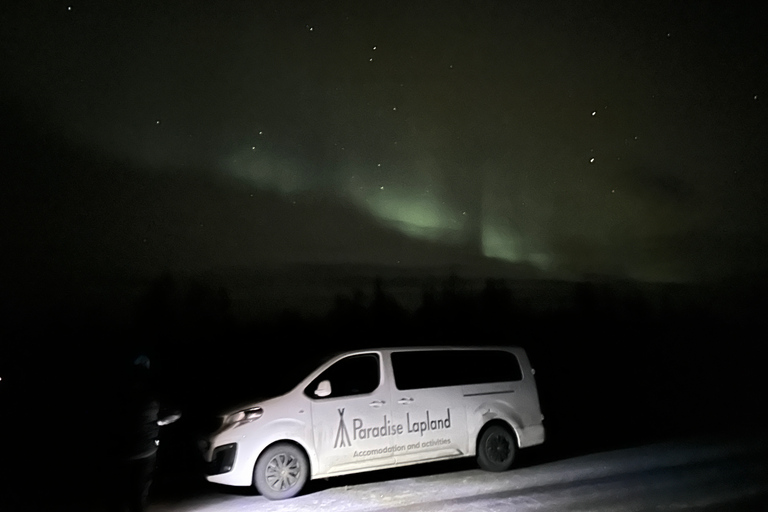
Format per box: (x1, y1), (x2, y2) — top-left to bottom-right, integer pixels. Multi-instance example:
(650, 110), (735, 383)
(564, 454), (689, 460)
(115, 367), (161, 461)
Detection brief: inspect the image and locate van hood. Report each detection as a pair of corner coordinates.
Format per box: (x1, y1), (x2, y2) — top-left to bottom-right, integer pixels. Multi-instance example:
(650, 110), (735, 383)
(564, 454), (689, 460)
(216, 397), (268, 416)
(215, 391), (290, 417)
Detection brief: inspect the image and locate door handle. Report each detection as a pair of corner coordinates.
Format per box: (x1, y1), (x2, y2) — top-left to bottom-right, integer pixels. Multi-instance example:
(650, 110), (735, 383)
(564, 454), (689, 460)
(398, 398), (414, 404)
(369, 400), (386, 408)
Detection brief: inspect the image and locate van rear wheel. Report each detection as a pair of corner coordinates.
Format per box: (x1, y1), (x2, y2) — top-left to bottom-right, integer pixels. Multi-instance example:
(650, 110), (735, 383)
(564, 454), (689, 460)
(254, 443), (309, 500)
(477, 425), (516, 471)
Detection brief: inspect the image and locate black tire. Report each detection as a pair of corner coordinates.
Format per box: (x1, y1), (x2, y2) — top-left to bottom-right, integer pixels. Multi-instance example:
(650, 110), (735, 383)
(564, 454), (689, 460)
(477, 424), (516, 472)
(253, 443), (309, 500)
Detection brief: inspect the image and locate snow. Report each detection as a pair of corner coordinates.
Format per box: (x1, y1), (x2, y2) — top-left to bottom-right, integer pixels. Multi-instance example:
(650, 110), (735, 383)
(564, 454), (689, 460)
(149, 432), (768, 512)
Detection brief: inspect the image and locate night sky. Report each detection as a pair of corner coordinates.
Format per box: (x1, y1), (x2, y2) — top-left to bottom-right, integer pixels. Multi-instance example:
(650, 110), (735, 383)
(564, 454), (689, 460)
(2, 0), (768, 312)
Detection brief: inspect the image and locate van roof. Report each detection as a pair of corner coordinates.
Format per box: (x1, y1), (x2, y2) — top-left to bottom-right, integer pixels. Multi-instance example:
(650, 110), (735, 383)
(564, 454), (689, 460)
(332, 345), (524, 357)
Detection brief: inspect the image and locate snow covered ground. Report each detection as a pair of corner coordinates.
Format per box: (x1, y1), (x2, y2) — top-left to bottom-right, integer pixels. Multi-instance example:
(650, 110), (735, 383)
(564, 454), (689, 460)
(150, 431), (768, 512)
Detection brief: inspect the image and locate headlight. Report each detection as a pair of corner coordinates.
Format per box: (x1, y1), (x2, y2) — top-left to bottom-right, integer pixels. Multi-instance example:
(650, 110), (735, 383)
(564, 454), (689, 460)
(223, 406), (263, 430)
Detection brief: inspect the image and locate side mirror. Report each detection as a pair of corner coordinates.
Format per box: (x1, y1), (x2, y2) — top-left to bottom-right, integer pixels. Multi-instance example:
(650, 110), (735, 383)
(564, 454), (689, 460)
(315, 380), (331, 398)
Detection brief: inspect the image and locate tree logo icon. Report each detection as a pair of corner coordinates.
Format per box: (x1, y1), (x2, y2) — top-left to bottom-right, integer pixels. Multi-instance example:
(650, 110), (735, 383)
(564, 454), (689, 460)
(334, 408), (351, 448)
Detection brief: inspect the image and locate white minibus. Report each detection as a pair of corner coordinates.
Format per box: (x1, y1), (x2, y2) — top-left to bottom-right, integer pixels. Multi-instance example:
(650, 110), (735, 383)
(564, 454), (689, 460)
(202, 346), (545, 499)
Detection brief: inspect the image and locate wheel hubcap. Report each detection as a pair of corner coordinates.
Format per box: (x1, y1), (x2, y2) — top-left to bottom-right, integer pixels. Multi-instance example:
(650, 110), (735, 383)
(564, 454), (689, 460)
(265, 453), (302, 491)
(487, 433), (510, 463)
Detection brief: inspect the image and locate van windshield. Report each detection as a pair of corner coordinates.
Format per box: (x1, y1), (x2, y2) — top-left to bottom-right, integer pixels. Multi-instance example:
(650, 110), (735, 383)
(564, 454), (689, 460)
(213, 350), (334, 411)
(265, 351), (334, 396)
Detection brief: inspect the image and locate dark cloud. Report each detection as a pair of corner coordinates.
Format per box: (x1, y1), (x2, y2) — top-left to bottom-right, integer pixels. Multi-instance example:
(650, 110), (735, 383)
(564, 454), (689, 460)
(629, 167), (696, 203)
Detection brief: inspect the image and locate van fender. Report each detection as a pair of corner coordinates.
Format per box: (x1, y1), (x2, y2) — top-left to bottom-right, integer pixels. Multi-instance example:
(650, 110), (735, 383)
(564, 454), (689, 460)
(468, 400), (523, 455)
(245, 418), (316, 480)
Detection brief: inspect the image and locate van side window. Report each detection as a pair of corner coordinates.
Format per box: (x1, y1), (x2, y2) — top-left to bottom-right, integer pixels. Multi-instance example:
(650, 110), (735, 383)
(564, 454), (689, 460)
(392, 350), (522, 390)
(306, 354), (380, 399)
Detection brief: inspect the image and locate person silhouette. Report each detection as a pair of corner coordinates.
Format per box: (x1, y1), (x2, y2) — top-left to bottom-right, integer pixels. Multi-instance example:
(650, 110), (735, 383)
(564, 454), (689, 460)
(112, 354), (180, 512)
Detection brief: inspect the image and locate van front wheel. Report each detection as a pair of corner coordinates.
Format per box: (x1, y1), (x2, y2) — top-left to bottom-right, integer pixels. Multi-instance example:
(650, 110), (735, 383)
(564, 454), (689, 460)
(254, 443), (309, 500)
(477, 425), (516, 472)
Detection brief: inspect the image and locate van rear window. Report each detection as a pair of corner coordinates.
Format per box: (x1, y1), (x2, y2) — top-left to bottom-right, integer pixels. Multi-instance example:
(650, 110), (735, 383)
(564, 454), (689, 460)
(391, 349), (522, 390)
